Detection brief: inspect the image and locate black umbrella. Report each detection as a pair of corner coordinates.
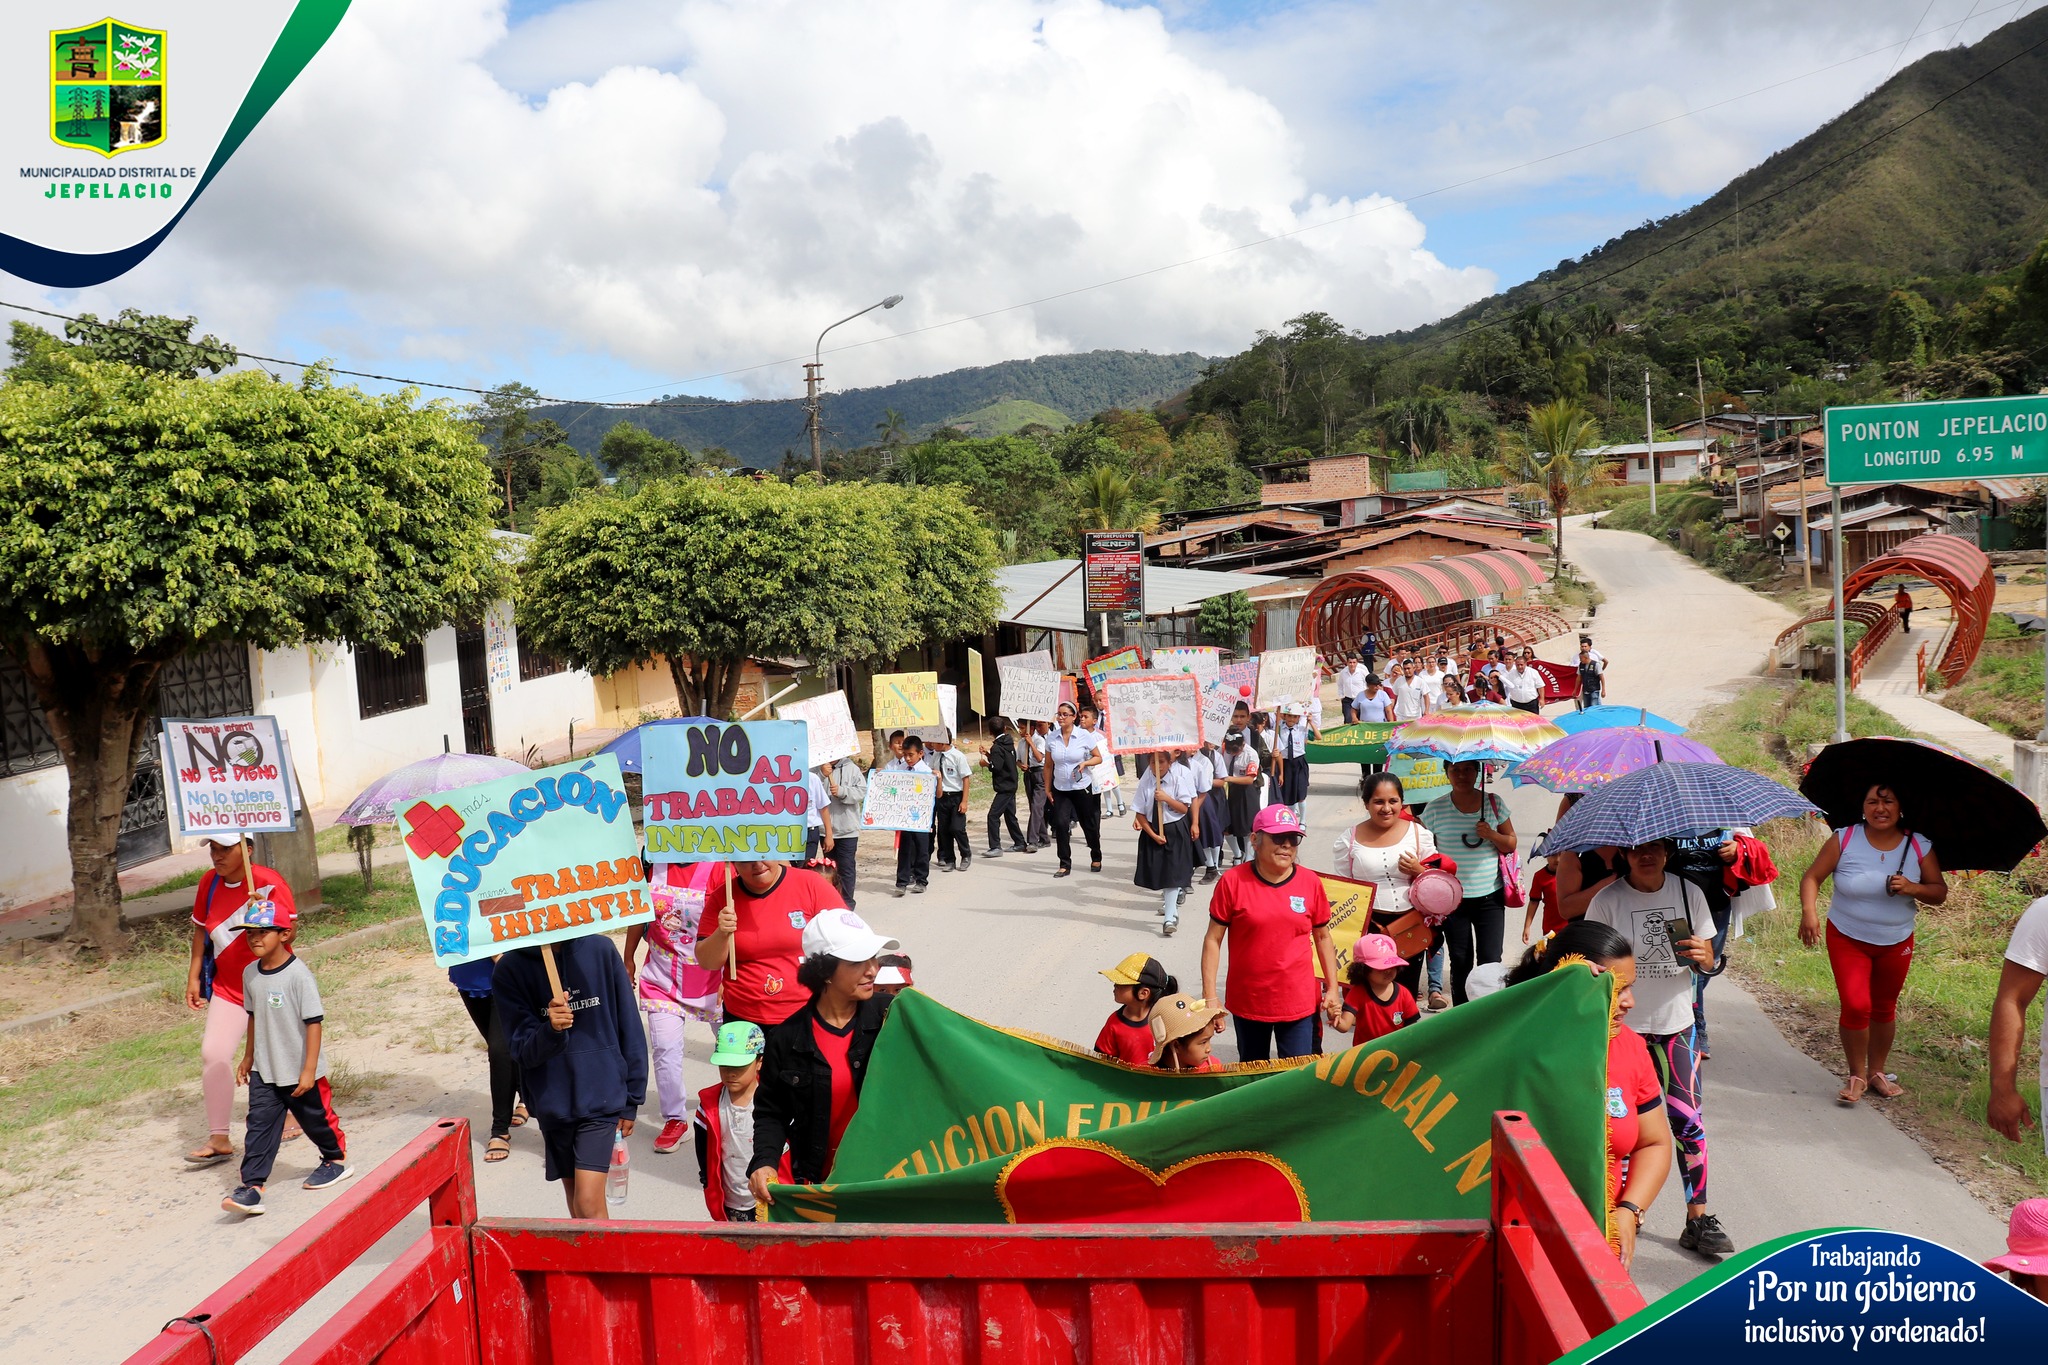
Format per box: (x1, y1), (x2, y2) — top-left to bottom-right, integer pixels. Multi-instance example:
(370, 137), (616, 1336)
(1798, 736), (2046, 872)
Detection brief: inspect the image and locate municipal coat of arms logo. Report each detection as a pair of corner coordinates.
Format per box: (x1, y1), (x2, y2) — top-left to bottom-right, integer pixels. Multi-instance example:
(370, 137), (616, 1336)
(50, 19), (166, 156)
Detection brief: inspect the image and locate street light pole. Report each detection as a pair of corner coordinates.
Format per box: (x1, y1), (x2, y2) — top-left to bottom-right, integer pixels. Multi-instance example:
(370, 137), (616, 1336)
(807, 294), (904, 474)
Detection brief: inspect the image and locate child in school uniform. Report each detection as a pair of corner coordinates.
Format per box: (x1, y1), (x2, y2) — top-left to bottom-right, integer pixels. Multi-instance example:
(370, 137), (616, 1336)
(1149, 993), (1226, 1072)
(1331, 934), (1419, 1047)
(221, 900), (350, 1216)
(1095, 953), (1177, 1065)
(694, 1022), (789, 1222)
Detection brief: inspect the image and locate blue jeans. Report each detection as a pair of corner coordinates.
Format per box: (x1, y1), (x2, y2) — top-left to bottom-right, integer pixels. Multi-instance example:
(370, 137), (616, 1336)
(1233, 1013), (1317, 1062)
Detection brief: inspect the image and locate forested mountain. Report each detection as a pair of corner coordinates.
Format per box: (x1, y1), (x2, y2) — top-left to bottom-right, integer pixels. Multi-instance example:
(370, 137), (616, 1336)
(535, 349), (1210, 468)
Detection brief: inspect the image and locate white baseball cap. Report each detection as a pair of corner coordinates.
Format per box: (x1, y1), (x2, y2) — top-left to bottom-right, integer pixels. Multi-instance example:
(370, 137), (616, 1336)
(201, 833), (247, 848)
(801, 908), (901, 962)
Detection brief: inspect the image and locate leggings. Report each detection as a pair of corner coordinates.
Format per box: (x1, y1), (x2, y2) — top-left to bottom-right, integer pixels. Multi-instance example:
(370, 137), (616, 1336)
(1644, 1025), (1708, 1206)
(202, 993), (246, 1138)
(1826, 922), (1914, 1030)
(1051, 789), (1102, 870)
(458, 990), (523, 1137)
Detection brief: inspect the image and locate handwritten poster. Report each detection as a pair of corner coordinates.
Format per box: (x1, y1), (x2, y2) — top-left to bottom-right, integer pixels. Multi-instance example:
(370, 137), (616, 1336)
(1084, 646), (1144, 707)
(162, 715), (299, 836)
(1201, 683), (1243, 737)
(1152, 646), (1220, 689)
(778, 692), (859, 765)
(997, 649), (1053, 672)
(642, 720), (811, 861)
(1313, 872), (1380, 980)
(968, 647), (987, 716)
(861, 768), (937, 833)
(401, 754), (651, 966)
(998, 664), (1059, 721)
(938, 684), (959, 740)
(1256, 646), (1317, 710)
(1103, 674), (1203, 755)
(872, 671), (941, 730)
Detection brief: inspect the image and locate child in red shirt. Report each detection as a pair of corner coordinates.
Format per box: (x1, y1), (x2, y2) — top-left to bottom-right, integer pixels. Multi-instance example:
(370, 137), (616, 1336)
(1149, 994), (1226, 1072)
(1331, 934), (1418, 1045)
(1094, 953), (1177, 1066)
(1521, 861), (1564, 942)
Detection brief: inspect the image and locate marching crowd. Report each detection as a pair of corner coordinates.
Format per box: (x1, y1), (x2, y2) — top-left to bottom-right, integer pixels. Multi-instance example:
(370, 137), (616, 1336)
(174, 628), (2048, 1299)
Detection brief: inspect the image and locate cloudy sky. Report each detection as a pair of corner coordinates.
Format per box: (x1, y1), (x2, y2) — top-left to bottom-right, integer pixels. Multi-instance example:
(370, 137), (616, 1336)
(18, 0), (2043, 405)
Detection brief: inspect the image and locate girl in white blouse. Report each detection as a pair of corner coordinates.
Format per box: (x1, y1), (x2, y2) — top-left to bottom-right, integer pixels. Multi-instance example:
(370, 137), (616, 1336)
(1331, 772), (1439, 998)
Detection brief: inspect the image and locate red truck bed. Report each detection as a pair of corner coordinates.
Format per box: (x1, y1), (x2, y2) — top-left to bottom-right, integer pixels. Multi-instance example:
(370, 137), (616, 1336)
(123, 1113), (1642, 1365)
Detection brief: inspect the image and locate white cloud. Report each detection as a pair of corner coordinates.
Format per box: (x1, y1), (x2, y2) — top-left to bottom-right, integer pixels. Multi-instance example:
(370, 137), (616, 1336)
(88, 0), (1495, 398)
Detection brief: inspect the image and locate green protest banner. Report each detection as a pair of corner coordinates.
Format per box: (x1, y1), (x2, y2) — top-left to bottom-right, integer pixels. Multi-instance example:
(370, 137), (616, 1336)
(768, 969), (1612, 1227)
(402, 755), (651, 966)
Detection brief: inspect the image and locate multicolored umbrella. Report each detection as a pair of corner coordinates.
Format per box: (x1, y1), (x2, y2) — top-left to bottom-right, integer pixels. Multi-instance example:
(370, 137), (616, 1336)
(1799, 735), (2047, 872)
(338, 752), (531, 826)
(1537, 762), (1820, 854)
(1304, 721), (1402, 765)
(1387, 705), (1568, 768)
(1511, 727), (1723, 792)
(1552, 705), (1685, 737)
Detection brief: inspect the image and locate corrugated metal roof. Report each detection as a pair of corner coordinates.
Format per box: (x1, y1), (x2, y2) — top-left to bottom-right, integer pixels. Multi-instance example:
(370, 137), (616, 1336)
(996, 560), (1280, 632)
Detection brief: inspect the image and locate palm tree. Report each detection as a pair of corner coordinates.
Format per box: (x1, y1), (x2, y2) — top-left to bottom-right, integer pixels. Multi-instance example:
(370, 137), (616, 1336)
(1497, 398), (1604, 566)
(1073, 464), (1161, 534)
(875, 408), (908, 446)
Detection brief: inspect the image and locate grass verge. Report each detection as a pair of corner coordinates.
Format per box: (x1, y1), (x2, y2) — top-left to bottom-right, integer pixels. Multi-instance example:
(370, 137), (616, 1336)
(1935, 614), (2044, 738)
(1690, 681), (2047, 1206)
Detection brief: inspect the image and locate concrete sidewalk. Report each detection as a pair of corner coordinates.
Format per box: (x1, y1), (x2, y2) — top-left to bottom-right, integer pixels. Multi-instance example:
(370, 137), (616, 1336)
(1856, 623), (2015, 768)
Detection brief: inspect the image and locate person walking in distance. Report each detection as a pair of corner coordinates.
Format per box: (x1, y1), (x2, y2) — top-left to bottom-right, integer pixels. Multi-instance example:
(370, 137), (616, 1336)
(1893, 584), (1914, 632)
(185, 834), (296, 1167)
(820, 750), (866, 908)
(1201, 805), (1341, 1061)
(1046, 701), (1105, 877)
(884, 735), (935, 896)
(1501, 651), (1543, 714)
(1219, 728), (1261, 867)
(1270, 700), (1314, 824)
(928, 731), (974, 872)
(980, 718), (1026, 856)
(1337, 652), (1369, 724)
(1575, 643), (1604, 711)
(1022, 719), (1051, 852)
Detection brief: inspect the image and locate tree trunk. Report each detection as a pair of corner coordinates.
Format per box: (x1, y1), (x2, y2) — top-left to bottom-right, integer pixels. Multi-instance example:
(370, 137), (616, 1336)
(665, 654), (746, 720)
(14, 639), (170, 952)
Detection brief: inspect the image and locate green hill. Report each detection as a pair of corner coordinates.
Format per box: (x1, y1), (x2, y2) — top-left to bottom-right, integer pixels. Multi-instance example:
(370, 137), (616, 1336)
(943, 398), (1071, 436)
(543, 349), (1206, 468)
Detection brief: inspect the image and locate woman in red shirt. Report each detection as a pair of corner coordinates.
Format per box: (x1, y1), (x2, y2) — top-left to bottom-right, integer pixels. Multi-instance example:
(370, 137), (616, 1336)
(1199, 805), (1341, 1062)
(1506, 919), (1671, 1268)
(696, 860), (845, 1030)
(184, 835), (297, 1165)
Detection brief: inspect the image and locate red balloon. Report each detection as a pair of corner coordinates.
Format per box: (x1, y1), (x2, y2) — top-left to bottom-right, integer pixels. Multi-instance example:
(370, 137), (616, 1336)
(1238, 684), (1252, 697)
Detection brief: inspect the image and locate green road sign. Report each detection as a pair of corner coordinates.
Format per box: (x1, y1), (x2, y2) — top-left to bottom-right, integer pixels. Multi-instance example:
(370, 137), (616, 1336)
(1825, 394), (2048, 485)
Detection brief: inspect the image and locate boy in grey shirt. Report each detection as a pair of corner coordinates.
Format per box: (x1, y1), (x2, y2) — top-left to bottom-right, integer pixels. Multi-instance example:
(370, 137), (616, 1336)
(223, 899), (350, 1215)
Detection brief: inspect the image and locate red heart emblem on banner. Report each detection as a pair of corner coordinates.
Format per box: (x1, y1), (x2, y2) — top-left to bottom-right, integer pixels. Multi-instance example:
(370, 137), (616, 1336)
(997, 1142), (1309, 1224)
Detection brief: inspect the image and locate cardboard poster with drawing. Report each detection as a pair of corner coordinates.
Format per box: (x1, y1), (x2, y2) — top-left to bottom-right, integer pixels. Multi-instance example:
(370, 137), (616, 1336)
(1313, 872), (1379, 980)
(641, 720), (811, 862)
(1083, 646), (1144, 707)
(1102, 674), (1203, 755)
(861, 768), (937, 833)
(1256, 646), (1317, 710)
(777, 692), (859, 765)
(872, 671), (941, 730)
(401, 754), (651, 967)
(998, 664), (1059, 721)
(162, 715), (299, 837)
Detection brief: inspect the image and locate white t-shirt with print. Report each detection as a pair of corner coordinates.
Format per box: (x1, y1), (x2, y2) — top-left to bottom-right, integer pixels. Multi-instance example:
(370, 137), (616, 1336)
(1583, 875), (1716, 1038)
(2004, 895), (2048, 1155)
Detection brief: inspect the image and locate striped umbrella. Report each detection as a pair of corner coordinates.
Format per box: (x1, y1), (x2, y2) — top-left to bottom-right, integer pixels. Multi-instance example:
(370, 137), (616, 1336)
(1511, 727), (1723, 792)
(1386, 704), (1568, 768)
(1537, 762), (1821, 854)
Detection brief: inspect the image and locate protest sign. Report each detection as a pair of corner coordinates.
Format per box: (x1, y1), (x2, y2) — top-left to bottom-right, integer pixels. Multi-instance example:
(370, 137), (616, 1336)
(163, 716), (299, 836)
(996, 649), (1053, 672)
(861, 768), (937, 833)
(778, 692), (858, 765)
(872, 671), (940, 729)
(1103, 674), (1203, 754)
(938, 684), (959, 740)
(1151, 646), (1220, 689)
(1200, 684), (1243, 737)
(642, 720), (811, 861)
(1314, 872), (1379, 979)
(1084, 646), (1144, 706)
(1256, 646), (1317, 709)
(401, 754), (650, 967)
(1216, 657), (1259, 702)
(998, 664), (1059, 721)
(967, 648), (986, 716)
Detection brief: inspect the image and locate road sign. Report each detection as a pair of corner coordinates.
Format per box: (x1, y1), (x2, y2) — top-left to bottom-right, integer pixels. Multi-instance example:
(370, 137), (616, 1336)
(1082, 530), (1144, 614)
(1824, 394), (2048, 486)
(1771, 523), (1791, 542)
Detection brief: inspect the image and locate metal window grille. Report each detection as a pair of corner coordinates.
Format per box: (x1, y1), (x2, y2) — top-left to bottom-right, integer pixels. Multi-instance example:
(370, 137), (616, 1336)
(0, 653), (61, 778)
(355, 639), (428, 718)
(515, 630), (566, 682)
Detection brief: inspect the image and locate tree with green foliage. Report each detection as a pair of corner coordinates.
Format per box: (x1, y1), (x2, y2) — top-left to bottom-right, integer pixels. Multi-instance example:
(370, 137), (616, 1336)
(1073, 464), (1161, 534)
(1166, 420), (1257, 511)
(875, 485), (1005, 645)
(597, 420), (694, 486)
(889, 435), (1067, 558)
(0, 357), (503, 950)
(10, 312), (236, 384)
(1498, 398), (1604, 566)
(1872, 290), (1939, 365)
(1196, 591), (1257, 653)
(875, 408), (909, 446)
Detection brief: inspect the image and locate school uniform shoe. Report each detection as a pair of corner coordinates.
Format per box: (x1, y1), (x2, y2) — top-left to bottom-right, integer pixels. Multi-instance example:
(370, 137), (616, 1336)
(911, 883), (927, 894)
(984, 847), (1004, 858)
(937, 862), (956, 872)
(222, 1185), (265, 1216)
(1010, 844), (1031, 854)
(1162, 919), (1178, 937)
(302, 1161), (354, 1192)
(1680, 1214), (1735, 1256)
(1201, 867), (1219, 884)
(960, 856), (971, 869)
(893, 884), (907, 897)
(654, 1119), (688, 1154)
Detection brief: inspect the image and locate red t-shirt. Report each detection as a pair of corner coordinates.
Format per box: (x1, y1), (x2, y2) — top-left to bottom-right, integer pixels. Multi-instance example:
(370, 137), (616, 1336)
(1209, 864), (1331, 1022)
(1094, 1010), (1155, 1066)
(1342, 981), (1418, 1045)
(1531, 868), (1565, 935)
(718, 867), (844, 1026)
(191, 866), (295, 1009)
(812, 1013), (858, 1164)
(1605, 1026), (1663, 1205)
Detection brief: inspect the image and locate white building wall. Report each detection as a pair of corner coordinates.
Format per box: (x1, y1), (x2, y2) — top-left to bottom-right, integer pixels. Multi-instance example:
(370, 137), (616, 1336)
(0, 766), (71, 907)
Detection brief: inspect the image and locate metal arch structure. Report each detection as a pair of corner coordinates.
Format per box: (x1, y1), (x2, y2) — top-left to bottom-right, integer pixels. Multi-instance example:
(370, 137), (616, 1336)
(1774, 533), (1995, 689)
(1296, 549), (1562, 661)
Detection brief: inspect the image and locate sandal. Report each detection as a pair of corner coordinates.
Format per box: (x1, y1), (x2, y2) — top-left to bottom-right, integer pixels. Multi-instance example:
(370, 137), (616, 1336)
(485, 1136), (512, 1163)
(510, 1105), (529, 1128)
(184, 1144), (233, 1166)
(1867, 1073), (1904, 1099)
(1836, 1076), (1867, 1106)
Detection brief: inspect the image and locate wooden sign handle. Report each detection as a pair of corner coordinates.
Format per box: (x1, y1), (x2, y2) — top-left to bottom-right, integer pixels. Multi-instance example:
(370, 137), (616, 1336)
(541, 941), (564, 998)
(724, 861), (739, 981)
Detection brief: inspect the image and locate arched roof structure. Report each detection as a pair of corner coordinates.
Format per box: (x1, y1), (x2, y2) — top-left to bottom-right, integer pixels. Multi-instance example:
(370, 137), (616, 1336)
(1773, 533), (1995, 688)
(1297, 549), (1556, 658)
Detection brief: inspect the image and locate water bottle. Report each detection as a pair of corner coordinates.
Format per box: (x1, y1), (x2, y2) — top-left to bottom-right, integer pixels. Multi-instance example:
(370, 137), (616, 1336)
(606, 1130), (630, 1206)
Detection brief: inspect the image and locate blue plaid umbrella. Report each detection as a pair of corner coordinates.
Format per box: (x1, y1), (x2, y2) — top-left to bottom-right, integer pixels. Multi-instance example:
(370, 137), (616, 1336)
(1536, 761), (1820, 854)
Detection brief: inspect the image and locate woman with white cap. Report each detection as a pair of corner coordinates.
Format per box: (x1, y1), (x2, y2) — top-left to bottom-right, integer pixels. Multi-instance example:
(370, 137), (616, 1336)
(184, 834), (296, 1166)
(748, 909), (900, 1204)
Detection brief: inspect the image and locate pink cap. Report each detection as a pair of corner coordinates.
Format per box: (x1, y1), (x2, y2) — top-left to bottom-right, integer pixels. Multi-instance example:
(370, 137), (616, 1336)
(1252, 804), (1302, 835)
(1352, 934), (1406, 971)
(1985, 1198), (2048, 1275)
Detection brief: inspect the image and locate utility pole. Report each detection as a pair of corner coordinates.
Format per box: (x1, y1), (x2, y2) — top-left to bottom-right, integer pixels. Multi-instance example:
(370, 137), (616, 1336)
(1695, 359), (1707, 468)
(804, 363), (824, 473)
(1643, 368), (1657, 517)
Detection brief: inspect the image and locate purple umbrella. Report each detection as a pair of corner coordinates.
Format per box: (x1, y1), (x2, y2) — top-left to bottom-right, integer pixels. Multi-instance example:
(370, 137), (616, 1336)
(337, 752), (531, 825)
(1510, 726), (1723, 794)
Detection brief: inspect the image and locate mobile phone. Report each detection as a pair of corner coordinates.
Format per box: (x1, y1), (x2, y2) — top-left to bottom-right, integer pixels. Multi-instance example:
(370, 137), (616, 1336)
(1664, 919), (1693, 958)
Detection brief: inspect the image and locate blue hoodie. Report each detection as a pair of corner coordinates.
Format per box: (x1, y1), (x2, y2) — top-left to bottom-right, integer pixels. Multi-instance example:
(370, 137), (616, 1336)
(493, 935), (648, 1127)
